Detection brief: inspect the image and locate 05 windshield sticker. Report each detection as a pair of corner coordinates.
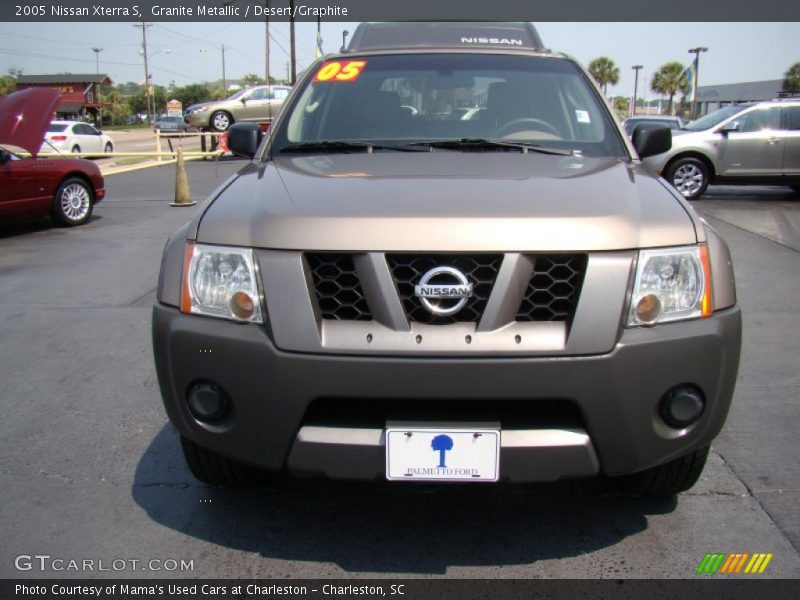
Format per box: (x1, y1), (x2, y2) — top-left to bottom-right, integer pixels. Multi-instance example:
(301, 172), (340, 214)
(313, 60), (367, 83)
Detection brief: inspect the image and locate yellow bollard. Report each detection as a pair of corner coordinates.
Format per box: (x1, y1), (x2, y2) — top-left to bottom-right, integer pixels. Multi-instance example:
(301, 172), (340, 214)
(170, 147), (197, 207)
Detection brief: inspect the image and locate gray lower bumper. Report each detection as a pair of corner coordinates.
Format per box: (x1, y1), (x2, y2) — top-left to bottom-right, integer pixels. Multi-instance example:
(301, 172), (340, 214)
(153, 303), (741, 480)
(287, 426), (599, 482)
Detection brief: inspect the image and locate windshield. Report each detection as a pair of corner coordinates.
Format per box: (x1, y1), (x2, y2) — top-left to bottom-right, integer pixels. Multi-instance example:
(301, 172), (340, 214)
(226, 89), (248, 101)
(684, 105), (749, 131)
(272, 53), (627, 157)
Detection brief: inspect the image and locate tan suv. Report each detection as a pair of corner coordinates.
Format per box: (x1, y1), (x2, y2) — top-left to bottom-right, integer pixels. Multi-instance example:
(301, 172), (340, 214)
(184, 85), (292, 132)
(643, 97), (800, 200)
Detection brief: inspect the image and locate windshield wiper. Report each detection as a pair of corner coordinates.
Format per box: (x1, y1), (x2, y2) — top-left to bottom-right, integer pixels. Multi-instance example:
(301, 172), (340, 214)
(278, 140), (428, 154)
(408, 138), (578, 156)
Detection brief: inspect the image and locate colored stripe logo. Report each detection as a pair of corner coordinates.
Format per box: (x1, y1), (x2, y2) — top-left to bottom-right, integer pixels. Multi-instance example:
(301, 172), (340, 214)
(696, 553), (773, 574)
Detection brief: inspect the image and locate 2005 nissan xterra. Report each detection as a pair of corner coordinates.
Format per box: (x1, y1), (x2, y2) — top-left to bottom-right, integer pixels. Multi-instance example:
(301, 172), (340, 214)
(153, 22), (741, 496)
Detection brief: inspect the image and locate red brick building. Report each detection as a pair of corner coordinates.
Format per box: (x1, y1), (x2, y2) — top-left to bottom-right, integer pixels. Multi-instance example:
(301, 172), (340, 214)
(15, 74), (112, 121)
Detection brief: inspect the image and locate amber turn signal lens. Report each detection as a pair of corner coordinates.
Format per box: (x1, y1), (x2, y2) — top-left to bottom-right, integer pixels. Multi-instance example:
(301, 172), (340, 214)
(228, 291), (255, 320)
(635, 293), (663, 325)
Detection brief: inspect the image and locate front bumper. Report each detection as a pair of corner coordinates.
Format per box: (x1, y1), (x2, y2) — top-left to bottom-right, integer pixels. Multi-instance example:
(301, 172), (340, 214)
(153, 303), (741, 481)
(184, 113), (210, 128)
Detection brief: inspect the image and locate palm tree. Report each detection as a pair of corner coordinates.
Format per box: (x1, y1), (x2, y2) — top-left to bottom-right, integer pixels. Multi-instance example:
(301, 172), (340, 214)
(651, 62), (690, 115)
(431, 435), (454, 468)
(783, 61), (800, 92)
(588, 57), (620, 96)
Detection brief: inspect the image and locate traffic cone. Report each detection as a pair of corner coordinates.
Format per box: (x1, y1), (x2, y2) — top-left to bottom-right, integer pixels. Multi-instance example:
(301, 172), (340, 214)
(170, 147), (197, 207)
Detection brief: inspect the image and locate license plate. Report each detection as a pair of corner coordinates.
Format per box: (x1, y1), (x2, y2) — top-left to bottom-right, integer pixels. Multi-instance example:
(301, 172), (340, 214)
(385, 424), (500, 482)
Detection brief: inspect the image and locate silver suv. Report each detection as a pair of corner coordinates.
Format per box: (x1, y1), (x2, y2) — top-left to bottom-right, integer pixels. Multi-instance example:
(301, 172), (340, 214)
(153, 22), (741, 496)
(643, 98), (800, 200)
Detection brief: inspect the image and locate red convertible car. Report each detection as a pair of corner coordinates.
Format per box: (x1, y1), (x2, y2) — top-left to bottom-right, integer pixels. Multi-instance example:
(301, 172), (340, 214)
(0, 87), (105, 226)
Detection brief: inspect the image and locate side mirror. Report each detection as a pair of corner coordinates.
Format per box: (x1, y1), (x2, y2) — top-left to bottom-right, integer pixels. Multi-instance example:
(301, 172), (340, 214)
(632, 123), (671, 159)
(227, 122), (263, 158)
(719, 121), (739, 135)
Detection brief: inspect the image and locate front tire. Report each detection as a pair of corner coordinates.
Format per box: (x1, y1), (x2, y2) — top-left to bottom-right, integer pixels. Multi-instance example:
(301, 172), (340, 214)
(615, 446), (710, 496)
(71, 145), (81, 154)
(666, 157), (709, 201)
(209, 110), (233, 132)
(180, 436), (267, 487)
(51, 177), (93, 226)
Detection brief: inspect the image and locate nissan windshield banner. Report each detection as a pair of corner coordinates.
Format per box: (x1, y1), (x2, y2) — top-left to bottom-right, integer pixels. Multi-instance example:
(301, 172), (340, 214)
(2, 0), (799, 22)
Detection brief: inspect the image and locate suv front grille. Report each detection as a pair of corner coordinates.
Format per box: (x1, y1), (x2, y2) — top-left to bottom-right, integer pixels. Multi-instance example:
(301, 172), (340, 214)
(386, 254), (502, 324)
(516, 255), (587, 322)
(306, 253), (372, 321)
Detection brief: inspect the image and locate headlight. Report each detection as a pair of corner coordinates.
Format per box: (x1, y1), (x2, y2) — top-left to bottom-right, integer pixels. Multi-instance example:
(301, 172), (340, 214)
(627, 245), (712, 327)
(180, 243), (263, 323)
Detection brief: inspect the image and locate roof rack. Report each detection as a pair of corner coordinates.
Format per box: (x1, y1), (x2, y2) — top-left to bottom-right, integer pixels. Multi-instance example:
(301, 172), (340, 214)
(345, 22), (545, 53)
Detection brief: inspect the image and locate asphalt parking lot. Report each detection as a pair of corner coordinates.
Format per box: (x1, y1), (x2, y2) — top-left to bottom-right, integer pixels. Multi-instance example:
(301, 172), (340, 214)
(1, 163), (799, 579)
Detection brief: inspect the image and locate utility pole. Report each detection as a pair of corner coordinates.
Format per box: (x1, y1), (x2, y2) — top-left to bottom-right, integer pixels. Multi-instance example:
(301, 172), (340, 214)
(221, 44), (227, 91)
(264, 0), (270, 85)
(134, 22), (153, 124)
(688, 47), (708, 119)
(289, 0), (297, 84)
(631, 65), (643, 117)
(285, 61), (290, 84)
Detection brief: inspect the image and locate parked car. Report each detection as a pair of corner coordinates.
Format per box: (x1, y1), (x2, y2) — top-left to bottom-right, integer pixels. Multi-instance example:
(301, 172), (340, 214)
(1, 88), (105, 226)
(183, 85), (292, 132)
(154, 21), (741, 496)
(154, 115), (191, 135)
(623, 115), (684, 136)
(642, 99), (800, 199)
(40, 120), (114, 155)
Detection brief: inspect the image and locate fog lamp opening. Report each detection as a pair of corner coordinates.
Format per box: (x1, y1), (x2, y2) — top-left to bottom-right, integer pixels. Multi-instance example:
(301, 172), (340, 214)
(659, 385), (705, 429)
(187, 381), (231, 423)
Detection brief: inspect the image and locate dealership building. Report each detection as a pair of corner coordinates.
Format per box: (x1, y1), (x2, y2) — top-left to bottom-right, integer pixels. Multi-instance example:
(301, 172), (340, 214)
(695, 79), (785, 114)
(15, 74), (112, 121)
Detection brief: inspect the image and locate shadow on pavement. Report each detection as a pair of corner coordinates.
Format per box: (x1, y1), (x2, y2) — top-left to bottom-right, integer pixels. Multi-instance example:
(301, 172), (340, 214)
(0, 214), (103, 240)
(132, 425), (676, 575)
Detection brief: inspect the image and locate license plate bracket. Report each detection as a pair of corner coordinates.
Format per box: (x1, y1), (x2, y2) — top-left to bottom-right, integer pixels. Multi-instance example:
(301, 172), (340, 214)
(385, 422), (500, 482)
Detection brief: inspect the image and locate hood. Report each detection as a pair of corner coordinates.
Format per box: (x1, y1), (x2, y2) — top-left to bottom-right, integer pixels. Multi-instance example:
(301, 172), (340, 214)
(186, 102), (212, 112)
(0, 87), (60, 156)
(196, 152), (698, 252)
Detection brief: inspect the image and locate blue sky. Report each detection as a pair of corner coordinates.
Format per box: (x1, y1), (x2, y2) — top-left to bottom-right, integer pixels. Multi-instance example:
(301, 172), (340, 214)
(1, 21), (798, 98)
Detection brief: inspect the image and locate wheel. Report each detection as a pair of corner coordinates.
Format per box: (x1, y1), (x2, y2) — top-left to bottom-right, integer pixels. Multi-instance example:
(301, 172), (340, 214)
(104, 142), (113, 153)
(209, 111), (233, 132)
(51, 177), (93, 226)
(666, 157), (709, 200)
(180, 436), (267, 487)
(497, 117), (561, 138)
(71, 145), (81, 154)
(615, 446), (710, 496)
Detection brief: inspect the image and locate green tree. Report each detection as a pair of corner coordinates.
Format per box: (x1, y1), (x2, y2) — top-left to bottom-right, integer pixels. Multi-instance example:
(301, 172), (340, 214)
(171, 83), (212, 107)
(98, 85), (131, 125)
(129, 85), (168, 116)
(0, 75), (16, 95)
(783, 61), (800, 92)
(651, 62), (689, 115)
(612, 96), (629, 118)
(588, 57), (620, 95)
(241, 73), (265, 86)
